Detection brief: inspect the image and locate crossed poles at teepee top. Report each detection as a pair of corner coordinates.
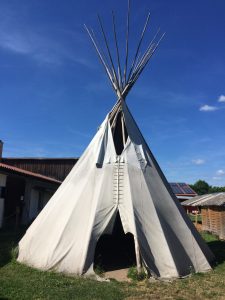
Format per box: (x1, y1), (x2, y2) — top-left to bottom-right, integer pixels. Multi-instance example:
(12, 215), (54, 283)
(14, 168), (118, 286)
(84, 0), (165, 102)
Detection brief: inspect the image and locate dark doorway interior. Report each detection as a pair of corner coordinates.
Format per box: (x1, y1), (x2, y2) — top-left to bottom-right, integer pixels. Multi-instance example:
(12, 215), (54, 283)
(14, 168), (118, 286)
(4, 176), (26, 225)
(94, 212), (136, 271)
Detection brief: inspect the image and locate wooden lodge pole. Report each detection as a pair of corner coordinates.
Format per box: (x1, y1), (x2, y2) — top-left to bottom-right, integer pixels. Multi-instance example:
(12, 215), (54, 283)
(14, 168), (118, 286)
(134, 236), (141, 273)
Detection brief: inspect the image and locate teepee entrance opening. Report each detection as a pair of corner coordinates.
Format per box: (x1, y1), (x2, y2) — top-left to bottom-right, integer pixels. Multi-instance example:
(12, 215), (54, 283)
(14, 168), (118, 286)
(94, 212), (136, 272)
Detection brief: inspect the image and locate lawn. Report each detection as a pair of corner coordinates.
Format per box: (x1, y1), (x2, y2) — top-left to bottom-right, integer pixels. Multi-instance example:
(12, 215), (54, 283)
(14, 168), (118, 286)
(0, 228), (225, 300)
(188, 213), (202, 224)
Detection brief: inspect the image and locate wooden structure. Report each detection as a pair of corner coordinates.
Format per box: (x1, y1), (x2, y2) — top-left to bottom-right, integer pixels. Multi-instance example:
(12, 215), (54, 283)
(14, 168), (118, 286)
(201, 206), (225, 240)
(182, 193), (225, 240)
(0, 162), (60, 227)
(2, 158), (78, 181)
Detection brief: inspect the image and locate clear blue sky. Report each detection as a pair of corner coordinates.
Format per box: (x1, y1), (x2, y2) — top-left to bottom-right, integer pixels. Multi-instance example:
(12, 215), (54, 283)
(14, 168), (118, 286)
(0, 0), (225, 185)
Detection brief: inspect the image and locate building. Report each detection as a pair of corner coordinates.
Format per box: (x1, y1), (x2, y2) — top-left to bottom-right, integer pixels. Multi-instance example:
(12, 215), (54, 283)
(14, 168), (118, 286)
(182, 193), (225, 239)
(0, 140), (76, 227)
(0, 140), (196, 227)
(169, 182), (197, 202)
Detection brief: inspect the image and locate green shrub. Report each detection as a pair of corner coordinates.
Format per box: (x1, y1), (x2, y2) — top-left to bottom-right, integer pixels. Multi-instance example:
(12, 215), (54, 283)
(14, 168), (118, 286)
(10, 246), (19, 261)
(94, 264), (105, 277)
(127, 266), (147, 281)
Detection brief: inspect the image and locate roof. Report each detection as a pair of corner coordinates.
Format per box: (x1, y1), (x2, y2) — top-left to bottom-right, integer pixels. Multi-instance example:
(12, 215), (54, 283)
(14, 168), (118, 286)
(169, 183), (197, 196)
(0, 162), (61, 184)
(2, 157), (78, 181)
(181, 193), (225, 207)
(3, 157), (78, 161)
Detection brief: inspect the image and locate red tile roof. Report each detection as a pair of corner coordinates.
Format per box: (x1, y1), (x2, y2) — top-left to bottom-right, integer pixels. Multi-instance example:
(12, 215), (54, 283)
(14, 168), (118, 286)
(0, 163), (61, 184)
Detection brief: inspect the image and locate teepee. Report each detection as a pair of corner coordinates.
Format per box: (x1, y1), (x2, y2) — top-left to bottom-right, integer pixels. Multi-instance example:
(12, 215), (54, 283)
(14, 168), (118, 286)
(18, 1), (214, 279)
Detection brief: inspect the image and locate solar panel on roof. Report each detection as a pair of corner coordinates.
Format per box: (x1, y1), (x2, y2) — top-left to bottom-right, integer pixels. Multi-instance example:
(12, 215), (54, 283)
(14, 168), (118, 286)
(170, 183), (184, 194)
(169, 183), (196, 195)
(182, 187), (196, 194)
(178, 183), (196, 194)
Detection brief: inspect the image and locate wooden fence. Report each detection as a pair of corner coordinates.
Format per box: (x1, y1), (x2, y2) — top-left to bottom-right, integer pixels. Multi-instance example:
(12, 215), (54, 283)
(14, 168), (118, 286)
(201, 206), (225, 240)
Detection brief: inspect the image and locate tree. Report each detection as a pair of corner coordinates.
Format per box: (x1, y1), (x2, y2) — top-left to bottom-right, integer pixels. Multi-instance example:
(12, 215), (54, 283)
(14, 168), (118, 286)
(190, 180), (225, 195)
(190, 180), (210, 195)
(210, 186), (225, 193)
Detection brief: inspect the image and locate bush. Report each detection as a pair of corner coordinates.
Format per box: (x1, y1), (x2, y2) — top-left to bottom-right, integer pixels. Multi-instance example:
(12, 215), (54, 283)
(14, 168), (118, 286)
(94, 264), (105, 277)
(10, 246), (19, 261)
(127, 266), (147, 281)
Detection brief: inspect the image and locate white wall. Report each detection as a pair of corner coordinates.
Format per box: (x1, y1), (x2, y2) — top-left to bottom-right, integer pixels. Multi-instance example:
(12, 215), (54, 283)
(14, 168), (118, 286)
(29, 189), (40, 220)
(29, 189), (53, 221)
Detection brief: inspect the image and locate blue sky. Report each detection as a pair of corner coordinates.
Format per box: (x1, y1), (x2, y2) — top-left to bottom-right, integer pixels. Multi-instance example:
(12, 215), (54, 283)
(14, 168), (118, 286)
(0, 0), (225, 185)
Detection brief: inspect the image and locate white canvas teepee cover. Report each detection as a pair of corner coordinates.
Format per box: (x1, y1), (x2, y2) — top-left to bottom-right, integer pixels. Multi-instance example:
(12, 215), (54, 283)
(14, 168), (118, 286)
(18, 101), (214, 279)
(18, 1), (214, 278)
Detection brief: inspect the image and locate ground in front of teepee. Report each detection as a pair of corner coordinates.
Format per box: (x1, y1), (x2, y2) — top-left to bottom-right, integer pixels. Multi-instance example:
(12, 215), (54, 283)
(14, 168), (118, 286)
(1, 228), (225, 300)
(105, 268), (131, 282)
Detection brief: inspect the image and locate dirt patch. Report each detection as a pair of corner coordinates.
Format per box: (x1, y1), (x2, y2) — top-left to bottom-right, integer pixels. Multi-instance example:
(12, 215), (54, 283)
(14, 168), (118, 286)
(194, 222), (202, 231)
(104, 268), (131, 282)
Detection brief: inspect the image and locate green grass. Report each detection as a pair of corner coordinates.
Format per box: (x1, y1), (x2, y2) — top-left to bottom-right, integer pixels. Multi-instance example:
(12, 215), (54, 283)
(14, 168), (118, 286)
(188, 213), (202, 223)
(0, 228), (225, 299)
